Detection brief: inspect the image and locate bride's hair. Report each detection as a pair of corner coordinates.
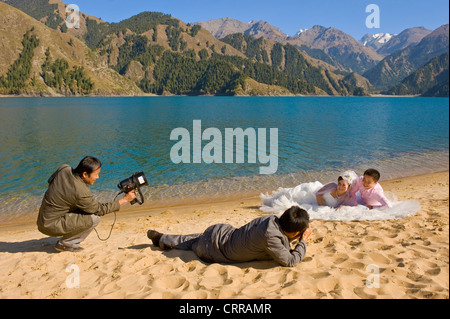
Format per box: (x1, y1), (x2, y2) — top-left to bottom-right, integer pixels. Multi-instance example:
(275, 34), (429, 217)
(339, 170), (358, 185)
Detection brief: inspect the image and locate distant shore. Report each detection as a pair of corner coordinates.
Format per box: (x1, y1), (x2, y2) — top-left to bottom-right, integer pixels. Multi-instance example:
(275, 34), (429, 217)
(369, 94), (422, 97)
(1, 94), (442, 98)
(0, 93), (158, 98)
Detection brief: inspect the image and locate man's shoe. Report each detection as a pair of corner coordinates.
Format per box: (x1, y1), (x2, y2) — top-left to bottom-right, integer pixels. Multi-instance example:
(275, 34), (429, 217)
(147, 230), (163, 247)
(55, 242), (84, 252)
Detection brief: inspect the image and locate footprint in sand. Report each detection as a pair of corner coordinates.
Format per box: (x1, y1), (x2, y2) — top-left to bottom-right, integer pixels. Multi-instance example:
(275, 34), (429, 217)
(198, 264), (228, 289)
(341, 259), (365, 269)
(150, 274), (188, 290)
(316, 277), (340, 294)
(368, 252), (392, 265)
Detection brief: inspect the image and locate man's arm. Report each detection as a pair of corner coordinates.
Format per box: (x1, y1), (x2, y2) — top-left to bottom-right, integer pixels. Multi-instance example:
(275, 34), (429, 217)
(265, 237), (307, 267)
(370, 188), (392, 209)
(265, 225), (312, 267)
(77, 190), (136, 216)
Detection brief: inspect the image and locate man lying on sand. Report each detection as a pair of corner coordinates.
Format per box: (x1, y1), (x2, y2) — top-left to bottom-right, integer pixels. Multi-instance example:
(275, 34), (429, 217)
(147, 206), (312, 267)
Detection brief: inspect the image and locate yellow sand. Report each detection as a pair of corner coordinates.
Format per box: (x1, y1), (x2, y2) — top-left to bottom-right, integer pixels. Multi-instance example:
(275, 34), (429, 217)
(0, 171), (448, 299)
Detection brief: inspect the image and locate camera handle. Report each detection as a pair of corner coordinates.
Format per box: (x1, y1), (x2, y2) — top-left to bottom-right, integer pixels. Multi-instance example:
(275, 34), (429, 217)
(131, 187), (145, 205)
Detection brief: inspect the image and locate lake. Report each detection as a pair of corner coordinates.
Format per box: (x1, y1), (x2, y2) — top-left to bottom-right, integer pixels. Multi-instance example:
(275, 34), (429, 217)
(0, 96), (448, 222)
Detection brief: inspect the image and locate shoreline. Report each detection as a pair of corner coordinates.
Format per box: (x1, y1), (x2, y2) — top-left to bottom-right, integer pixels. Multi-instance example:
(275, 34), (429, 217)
(1, 170), (448, 230)
(2, 94), (448, 98)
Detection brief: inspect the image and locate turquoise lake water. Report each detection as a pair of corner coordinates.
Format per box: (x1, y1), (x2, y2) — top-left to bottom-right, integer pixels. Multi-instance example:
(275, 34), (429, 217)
(0, 96), (448, 221)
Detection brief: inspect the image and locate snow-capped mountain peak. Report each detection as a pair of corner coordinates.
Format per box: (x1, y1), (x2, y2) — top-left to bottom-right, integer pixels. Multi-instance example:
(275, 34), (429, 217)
(360, 33), (395, 50)
(295, 28), (309, 37)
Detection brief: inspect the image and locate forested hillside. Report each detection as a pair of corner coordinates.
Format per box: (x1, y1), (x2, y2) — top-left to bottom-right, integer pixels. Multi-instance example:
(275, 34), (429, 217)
(2, 0), (446, 97)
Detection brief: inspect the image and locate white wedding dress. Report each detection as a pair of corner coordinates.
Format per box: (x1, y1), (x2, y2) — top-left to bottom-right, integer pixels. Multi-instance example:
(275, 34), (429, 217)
(260, 181), (421, 221)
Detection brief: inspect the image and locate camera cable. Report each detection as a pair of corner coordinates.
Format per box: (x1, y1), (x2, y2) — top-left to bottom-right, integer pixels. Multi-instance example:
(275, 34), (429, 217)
(94, 192), (121, 241)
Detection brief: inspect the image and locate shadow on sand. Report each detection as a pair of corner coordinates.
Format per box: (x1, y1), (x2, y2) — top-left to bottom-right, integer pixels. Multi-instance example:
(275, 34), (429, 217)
(124, 243), (277, 270)
(0, 237), (59, 254)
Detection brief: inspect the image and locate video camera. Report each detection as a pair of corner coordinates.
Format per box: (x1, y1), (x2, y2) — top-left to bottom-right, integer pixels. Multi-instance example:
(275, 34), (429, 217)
(117, 171), (148, 205)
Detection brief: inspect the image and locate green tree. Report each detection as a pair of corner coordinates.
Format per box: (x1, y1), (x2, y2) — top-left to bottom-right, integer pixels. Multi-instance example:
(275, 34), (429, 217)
(0, 30), (40, 94)
(41, 49), (94, 95)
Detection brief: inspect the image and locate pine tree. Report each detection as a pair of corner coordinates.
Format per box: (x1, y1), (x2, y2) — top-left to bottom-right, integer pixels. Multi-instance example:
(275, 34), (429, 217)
(40, 49), (94, 95)
(0, 30), (40, 94)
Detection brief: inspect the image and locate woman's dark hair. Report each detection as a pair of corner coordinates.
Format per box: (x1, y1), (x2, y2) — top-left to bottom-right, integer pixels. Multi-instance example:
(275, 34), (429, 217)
(364, 168), (380, 182)
(73, 156), (102, 177)
(279, 206), (309, 235)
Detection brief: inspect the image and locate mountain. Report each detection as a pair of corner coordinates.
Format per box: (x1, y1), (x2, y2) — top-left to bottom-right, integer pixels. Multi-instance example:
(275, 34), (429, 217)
(294, 29), (309, 37)
(343, 72), (374, 93)
(194, 18), (252, 39)
(0, 0), (104, 38)
(2, 1), (370, 96)
(421, 77), (449, 97)
(12, 1), (445, 97)
(360, 33), (395, 51)
(0, 2), (253, 96)
(245, 20), (288, 43)
(386, 52), (449, 97)
(0, 2), (141, 96)
(194, 17), (289, 43)
(197, 19), (383, 74)
(91, 12), (245, 65)
(363, 24), (449, 90)
(220, 33), (367, 96)
(376, 27), (432, 56)
(290, 25), (383, 74)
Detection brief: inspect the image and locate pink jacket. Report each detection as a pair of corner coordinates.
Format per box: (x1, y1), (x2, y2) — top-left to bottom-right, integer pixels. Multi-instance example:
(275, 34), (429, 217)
(348, 176), (392, 208)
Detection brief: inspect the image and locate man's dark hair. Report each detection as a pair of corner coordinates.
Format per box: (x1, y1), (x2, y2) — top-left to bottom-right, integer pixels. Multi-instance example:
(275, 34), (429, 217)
(73, 156), (102, 177)
(364, 168), (380, 182)
(279, 206), (309, 235)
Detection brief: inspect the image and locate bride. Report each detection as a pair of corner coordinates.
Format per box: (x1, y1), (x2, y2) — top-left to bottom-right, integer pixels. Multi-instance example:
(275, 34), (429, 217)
(315, 170), (358, 208)
(260, 170), (420, 221)
(260, 170), (358, 214)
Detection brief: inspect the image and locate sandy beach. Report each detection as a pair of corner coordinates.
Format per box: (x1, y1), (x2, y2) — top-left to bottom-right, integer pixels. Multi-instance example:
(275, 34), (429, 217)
(0, 171), (448, 299)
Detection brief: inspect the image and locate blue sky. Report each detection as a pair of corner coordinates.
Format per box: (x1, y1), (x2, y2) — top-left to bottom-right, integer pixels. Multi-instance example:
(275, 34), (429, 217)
(71, 0), (449, 40)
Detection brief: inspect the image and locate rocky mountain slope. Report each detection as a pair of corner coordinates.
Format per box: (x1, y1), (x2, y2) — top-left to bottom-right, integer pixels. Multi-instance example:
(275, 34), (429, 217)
(290, 25), (383, 74)
(0, 2), (141, 95)
(360, 33), (395, 52)
(386, 52), (449, 96)
(363, 24), (449, 90)
(194, 17), (289, 43)
(376, 27), (432, 56)
(2, 0), (447, 97)
(197, 18), (384, 74)
(1, 1), (369, 96)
